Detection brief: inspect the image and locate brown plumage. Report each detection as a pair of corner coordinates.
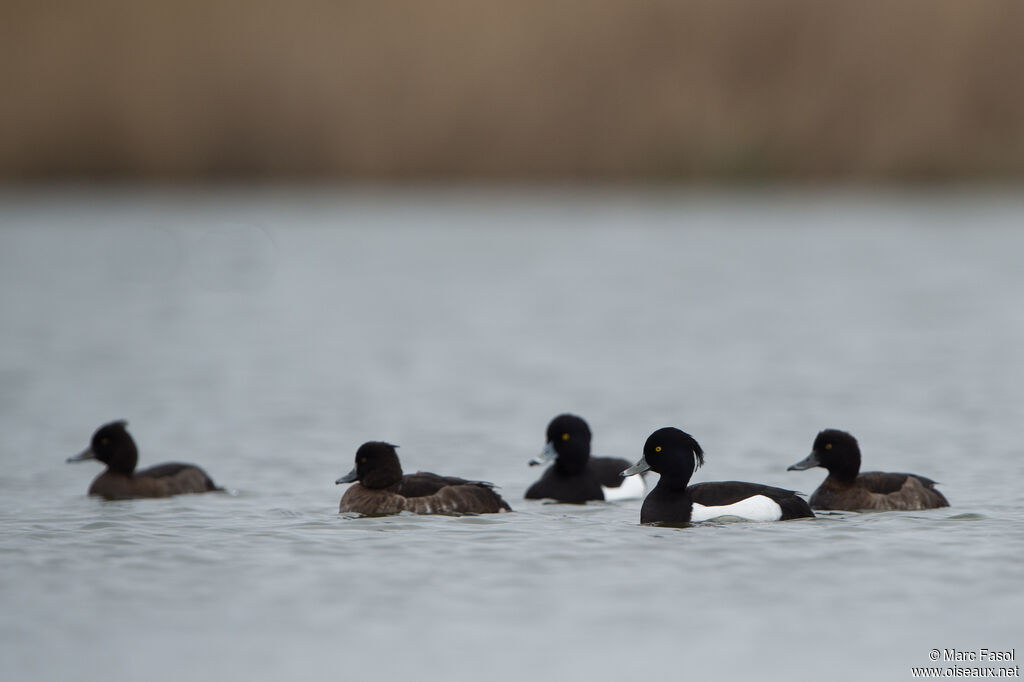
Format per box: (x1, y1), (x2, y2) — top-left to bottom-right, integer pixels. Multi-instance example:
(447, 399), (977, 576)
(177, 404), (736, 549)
(807, 471), (948, 511)
(788, 429), (948, 511)
(84, 464), (220, 500)
(336, 442), (511, 515)
(68, 421), (221, 500)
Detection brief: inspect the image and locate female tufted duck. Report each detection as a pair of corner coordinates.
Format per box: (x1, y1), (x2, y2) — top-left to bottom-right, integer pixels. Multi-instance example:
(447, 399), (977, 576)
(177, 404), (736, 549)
(336, 442), (511, 515)
(525, 414), (645, 503)
(67, 421), (221, 500)
(622, 427), (814, 524)
(787, 429), (949, 511)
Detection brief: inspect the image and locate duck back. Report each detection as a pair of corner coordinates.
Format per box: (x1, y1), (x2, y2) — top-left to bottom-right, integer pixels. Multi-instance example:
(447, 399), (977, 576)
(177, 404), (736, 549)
(810, 472), (949, 511)
(340, 474), (510, 515)
(588, 457), (635, 489)
(396, 472), (482, 497)
(88, 463), (220, 500)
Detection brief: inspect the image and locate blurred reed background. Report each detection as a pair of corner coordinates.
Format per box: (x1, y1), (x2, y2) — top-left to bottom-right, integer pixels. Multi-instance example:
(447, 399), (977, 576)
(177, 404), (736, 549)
(2, 0), (1023, 181)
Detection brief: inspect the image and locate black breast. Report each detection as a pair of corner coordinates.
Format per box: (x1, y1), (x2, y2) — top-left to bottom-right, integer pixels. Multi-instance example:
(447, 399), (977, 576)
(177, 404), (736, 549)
(524, 456), (635, 502)
(639, 483), (694, 524)
(524, 467), (604, 503)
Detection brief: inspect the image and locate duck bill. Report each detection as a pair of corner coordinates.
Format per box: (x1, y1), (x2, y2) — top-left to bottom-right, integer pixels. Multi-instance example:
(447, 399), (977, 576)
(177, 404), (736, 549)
(621, 456), (651, 477)
(335, 469), (359, 484)
(66, 447), (96, 463)
(529, 442), (557, 467)
(787, 452), (821, 471)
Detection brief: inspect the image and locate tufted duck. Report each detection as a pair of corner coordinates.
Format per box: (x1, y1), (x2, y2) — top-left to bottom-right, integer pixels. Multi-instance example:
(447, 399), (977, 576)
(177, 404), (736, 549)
(787, 429), (949, 510)
(67, 421), (221, 500)
(337, 442), (511, 515)
(525, 414), (645, 503)
(622, 427), (814, 524)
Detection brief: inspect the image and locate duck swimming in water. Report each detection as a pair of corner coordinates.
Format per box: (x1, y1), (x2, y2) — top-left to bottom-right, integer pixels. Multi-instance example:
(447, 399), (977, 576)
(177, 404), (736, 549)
(787, 429), (949, 511)
(622, 427), (814, 524)
(67, 420), (221, 500)
(525, 414), (645, 503)
(336, 441), (511, 515)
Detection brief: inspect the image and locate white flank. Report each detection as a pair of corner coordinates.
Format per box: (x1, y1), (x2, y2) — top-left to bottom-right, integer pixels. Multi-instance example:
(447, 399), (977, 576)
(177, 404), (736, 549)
(690, 494), (782, 522)
(602, 473), (647, 501)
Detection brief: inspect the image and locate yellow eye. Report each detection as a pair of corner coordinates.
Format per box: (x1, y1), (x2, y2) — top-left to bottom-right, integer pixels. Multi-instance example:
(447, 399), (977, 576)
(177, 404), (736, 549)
(654, 446), (662, 452)
(825, 443), (832, 450)
(561, 433), (570, 441)
(101, 438), (109, 445)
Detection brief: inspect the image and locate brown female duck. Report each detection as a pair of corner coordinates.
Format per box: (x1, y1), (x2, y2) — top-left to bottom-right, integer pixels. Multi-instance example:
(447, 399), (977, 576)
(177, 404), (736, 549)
(336, 441), (511, 515)
(68, 420), (221, 500)
(788, 429), (948, 511)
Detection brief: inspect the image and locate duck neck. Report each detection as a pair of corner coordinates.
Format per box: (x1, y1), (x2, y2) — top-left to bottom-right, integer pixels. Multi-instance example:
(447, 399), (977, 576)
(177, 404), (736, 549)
(106, 447), (138, 476)
(644, 478), (694, 523)
(553, 445), (590, 476)
(826, 454), (860, 484)
(361, 460), (403, 489)
(655, 471), (693, 491)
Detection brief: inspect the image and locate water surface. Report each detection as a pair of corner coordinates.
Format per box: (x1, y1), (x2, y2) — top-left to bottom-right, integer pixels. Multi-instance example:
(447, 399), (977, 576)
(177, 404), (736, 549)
(1, 187), (1021, 681)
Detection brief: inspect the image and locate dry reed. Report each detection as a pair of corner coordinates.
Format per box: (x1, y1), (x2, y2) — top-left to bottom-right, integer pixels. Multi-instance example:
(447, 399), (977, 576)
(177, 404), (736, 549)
(2, 0), (1023, 180)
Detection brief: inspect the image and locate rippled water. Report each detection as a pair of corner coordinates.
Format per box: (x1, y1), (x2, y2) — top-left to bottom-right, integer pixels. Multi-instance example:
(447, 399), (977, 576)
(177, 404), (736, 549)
(1, 187), (1022, 681)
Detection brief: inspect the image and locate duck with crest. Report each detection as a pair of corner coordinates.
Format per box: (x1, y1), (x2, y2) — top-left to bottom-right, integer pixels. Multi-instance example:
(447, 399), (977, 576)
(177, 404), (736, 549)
(622, 427), (814, 524)
(67, 420), (222, 499)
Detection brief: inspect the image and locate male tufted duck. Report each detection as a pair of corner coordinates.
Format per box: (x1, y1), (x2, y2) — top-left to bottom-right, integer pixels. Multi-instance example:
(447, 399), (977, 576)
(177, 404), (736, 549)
(622, 427), (814, 524)
(336, 442), (511, 515)
(525, 414), (645, 503)
(787, 429), (949, 510)
(67, 421), (221, 499)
